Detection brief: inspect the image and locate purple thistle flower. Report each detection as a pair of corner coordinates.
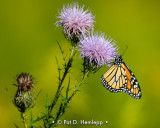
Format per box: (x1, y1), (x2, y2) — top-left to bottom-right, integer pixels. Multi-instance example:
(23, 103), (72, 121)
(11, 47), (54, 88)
(79, 33), (118, 67)
(56, 3), (95, 39)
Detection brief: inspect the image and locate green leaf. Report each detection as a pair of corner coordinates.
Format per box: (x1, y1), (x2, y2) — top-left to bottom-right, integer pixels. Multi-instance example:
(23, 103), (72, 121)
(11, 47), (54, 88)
(55, 57), (61, 72)
(29, 111), (34, 127)
(55, 57), (61, 82)
(57, 41), (66, 66)
(13, 123), (19, 128)
(66, 77), (70, 99)
(32, 116), (44, 123)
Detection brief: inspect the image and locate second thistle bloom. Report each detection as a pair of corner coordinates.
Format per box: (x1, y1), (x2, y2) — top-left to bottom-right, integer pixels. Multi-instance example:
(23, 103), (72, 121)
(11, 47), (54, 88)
(79, 33), (118, 68)
(56, 3), (95, 40)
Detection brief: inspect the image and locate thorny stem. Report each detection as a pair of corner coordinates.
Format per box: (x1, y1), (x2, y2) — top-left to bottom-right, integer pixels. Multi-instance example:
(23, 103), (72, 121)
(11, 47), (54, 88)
(70, 72), (89, 99)
(49, 46), (76, 114)
(21, 112), (28, 128)
(51, 71), (89, 127)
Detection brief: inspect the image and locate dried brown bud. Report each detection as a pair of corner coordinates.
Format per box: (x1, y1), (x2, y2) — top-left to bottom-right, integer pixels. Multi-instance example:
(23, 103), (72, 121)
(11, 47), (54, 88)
(14, 73), (35, 112)
(16, 73), (34, 92)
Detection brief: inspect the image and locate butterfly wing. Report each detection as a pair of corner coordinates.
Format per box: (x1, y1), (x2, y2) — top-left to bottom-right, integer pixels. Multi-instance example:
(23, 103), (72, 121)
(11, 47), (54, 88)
(123, 63), (142, 99)
(101, 62), (142, 99)
(101, 64), (126, 93)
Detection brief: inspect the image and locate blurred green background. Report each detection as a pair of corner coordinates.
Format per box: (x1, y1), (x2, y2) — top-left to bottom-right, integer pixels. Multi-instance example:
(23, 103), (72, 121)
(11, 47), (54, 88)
(0, 0), (160, 127)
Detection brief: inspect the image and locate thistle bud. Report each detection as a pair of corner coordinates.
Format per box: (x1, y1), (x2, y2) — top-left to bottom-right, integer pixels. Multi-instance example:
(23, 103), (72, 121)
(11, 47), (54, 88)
(14, 73), (34, 112)
(83, 57), (100, 73)
(14, 91), (33, 113)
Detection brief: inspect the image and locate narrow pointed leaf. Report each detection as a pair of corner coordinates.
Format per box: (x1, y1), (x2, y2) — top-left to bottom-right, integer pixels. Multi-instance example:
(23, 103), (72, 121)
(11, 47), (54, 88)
(57, 41), (66, 66)
(66, 77), (70, 99)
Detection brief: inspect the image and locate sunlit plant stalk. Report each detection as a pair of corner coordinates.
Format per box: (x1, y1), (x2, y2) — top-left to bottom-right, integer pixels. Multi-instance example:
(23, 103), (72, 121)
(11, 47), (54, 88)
(21, 113), (28, 128)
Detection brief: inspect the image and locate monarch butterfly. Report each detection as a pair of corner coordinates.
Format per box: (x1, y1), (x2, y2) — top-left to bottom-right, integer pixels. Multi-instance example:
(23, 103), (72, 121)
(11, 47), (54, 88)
(101, 55), (142, 99)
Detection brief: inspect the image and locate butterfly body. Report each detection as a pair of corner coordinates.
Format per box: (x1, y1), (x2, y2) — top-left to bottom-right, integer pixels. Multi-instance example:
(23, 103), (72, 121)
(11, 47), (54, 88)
(101, 55), (142, 99)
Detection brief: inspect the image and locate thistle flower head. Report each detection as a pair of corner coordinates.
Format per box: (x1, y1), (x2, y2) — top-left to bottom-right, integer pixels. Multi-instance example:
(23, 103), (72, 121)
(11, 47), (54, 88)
(16, 73), (34, 92)
(79, 32), (118, 68)
(56, 3), (95, 40)
(14, 73), (34, 112)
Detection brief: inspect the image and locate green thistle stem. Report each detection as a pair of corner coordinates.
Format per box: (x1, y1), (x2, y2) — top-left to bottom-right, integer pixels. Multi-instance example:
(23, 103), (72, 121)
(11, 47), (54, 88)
(49, 46), (76, 114)
(21, 112), (28, 128)
(70, 71), (89, 99)
(51, 71), (89, 127)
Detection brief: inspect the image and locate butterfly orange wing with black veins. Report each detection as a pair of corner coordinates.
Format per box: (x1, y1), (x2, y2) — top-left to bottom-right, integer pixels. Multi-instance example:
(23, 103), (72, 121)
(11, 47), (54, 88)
(101, 55), (142, 99)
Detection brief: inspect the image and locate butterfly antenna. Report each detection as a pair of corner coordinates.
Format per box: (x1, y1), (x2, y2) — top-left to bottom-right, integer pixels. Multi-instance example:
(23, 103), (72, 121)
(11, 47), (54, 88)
(121, 46), (128, 57)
